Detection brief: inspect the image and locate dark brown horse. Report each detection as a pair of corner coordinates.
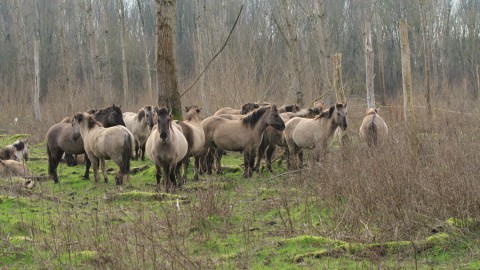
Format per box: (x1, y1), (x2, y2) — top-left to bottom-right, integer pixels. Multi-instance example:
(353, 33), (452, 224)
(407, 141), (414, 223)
(47, 104), (126, 183)
(202, 105), (285, 177)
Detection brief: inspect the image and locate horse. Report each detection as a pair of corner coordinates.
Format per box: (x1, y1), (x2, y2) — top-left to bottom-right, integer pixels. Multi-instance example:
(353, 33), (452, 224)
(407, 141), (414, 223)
(0, 140), (29, 162)
(359, 108), (388, 147)
(278, 104), (301, 113)
(123, 105), (155, 161)
(71, 112), (134, 185)
(0, 159), (31, 178)
(256, 104), (326, 172)
(93, 104), (126, 128)
(213, 102), (260, 116)
(202, 105), (285, 177)
(47, 105), (126, 183)
(145, 107), (188, 192)
(284, 103), (348, 169)
(175, 106), (205, 182)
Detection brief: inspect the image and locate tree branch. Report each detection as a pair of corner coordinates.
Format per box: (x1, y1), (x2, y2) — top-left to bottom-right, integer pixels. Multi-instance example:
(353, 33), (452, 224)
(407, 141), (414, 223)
(179, 4), (244, 98)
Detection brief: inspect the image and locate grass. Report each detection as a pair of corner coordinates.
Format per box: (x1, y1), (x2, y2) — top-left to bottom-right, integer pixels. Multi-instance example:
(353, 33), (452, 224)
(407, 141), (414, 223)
(1, 105), (480, 269)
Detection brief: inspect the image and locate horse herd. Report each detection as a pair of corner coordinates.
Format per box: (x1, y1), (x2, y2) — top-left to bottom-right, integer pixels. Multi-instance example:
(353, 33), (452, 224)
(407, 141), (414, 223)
(0, 102), (389, 192)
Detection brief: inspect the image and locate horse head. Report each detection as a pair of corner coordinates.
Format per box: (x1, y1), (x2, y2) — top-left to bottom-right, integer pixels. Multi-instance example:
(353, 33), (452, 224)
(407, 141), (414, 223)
(156, 107), (172, 142)
(139, 106), (155, 129)
(184, 105), (202, 121)
(330, 103), (348, 130)
(71, 112), (98, 141)
(12, 140), (29, 161)
(241, 102), (260, 114)
(266, 105), (285, 131)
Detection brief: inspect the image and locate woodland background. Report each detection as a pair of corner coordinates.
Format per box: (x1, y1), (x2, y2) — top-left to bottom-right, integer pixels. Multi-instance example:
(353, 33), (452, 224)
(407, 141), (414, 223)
(0, 0), (479, 128)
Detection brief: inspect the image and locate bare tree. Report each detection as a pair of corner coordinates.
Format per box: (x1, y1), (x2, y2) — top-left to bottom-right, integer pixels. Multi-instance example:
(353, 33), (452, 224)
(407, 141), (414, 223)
(400, 20), (414, 127)
(85, 0), (101, 102)
(419, 0), (432, 117)
(33, 2), (41, 120)
(102, 0), (113, 100)
(119, 0), (129, 105)
(136, 0), (154, 98)
(365, 20), (375, 109)
(156, 0), (182, 117)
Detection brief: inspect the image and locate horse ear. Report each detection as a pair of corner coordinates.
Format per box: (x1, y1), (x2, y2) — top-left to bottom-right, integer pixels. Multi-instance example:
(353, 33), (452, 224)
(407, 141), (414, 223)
(327, 106), (335, 118)
(196, 108), (202, 113)
(185, 106), (190, 112)
(138, 109), (145, 121)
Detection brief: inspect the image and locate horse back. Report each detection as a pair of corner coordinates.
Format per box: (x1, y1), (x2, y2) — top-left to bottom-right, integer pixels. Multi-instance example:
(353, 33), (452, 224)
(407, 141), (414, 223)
(47, 123), (85, 155)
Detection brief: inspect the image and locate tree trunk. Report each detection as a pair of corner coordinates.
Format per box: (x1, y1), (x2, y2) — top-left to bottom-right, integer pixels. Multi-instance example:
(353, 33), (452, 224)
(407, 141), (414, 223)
(119, 0), (129, 106)
(280, 0), (304, 107)
(102, 0), (113, 101)
(314, 0), (332, 96)
(365, 20), (375, 109)
(195, 0), (208, 114)
(33, 11), (41, 121)
(399, 21), (414, 128)
(332, 53), (345, 103)
(85, 0), (102, 102)
(156, 0), (182, 118)
(375, 13), (387, 105)
(420, 0), (432, 117)
(136, 0), (153, 99)
(59, 0), (74, 110)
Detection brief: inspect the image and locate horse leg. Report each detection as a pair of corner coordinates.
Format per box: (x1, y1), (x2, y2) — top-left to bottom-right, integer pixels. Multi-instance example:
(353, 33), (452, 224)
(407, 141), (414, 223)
(83, 155), (91, 180)
(134, 142), (140, 160)
(91, 156), (100, 183)
(265, 144), (276, 173)
(249, 151), (256, 177)
(155, 164), (162, 191)
(193, 156), (200, 181)
(176, 160), (185, 187)
(100, 158), (108, 183)
(297, 150), (304, 169)
(161, 163), (171, 193)
(215, 148), (223, 174)
(48, 147), (63, 183)
(140, 143), (146, 161)
(169, 164), (177, 193)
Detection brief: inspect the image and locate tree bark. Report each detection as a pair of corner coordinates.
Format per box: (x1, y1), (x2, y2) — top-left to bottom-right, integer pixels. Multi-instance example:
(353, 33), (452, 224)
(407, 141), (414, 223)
(85, 0), (102, 102)
(102, 0), (113, 101)
(195, 0), (208, 114)
(365, 20), (375, 109)
(280, 0), (304, 107)
(156, 0), (182, 118)
(399, 21), (414, 128)
(33, 6), (41, 120)
(59, 0), (74, 110)
(119, 0), (129, 106)
(136, 0), (154, 99)
(420, 0), (432, 117)
(314, 0), (332, 95)
(332, 53), (345, 103)
(375, 12), (387, 105)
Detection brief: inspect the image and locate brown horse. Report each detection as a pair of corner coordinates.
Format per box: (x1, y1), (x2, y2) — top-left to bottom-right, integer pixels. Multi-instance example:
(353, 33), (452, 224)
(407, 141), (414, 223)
(47, 105), (126, 183)
(284, 103), (348, 169)
(256, 104), (326, 172)
(278, 104), (301, 113)
(0, 159), (31, 178)
(0, 140), (29, 162)
(71, 112), (134, 185)
(202, 105), (285, 177)
(146, 107), (188, 192)
(359, 108), (388, 147)
(123, 105), (155, 160)
(175, 106), (205, 182)
(213, 102), (260, 116)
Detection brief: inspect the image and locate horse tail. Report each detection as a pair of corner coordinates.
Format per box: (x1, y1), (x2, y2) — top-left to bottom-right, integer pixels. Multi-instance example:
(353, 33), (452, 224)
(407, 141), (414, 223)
(47, 144), (55, 177)
(120, 132), (132, 175)
(367, 114), (378, 147)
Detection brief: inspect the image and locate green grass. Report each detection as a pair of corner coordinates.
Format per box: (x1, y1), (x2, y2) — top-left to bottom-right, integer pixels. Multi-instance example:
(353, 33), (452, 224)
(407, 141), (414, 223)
(1, 135), (480, 269)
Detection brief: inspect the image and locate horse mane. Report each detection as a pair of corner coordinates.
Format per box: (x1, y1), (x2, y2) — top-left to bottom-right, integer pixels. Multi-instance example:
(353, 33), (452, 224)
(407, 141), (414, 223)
(366, 108), (377, 116)
(95, 104), (121, 116)
(242, 106), (270, 128)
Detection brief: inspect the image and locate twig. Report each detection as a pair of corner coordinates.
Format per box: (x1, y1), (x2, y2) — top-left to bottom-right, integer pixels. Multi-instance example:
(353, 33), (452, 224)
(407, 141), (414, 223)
(265, 168), (309, 181)
(179, 5), (244, 98)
